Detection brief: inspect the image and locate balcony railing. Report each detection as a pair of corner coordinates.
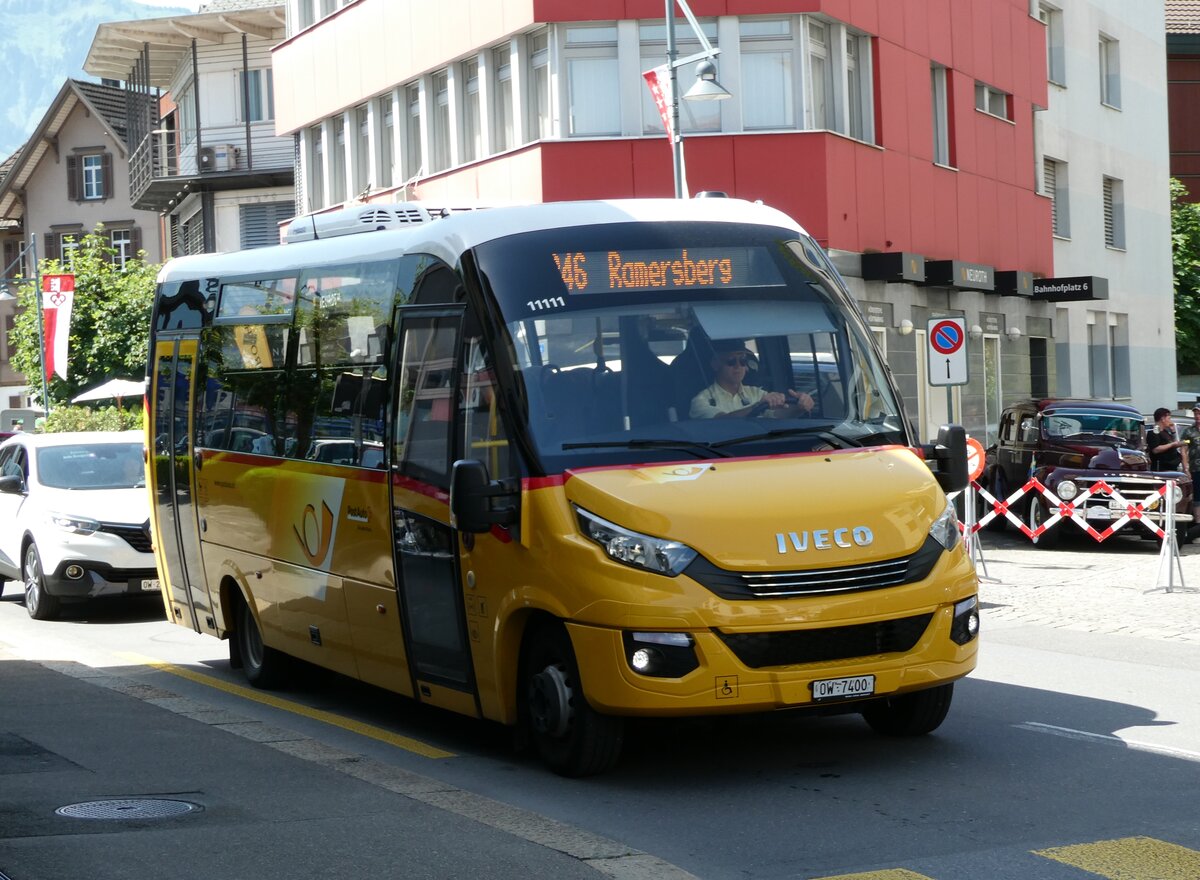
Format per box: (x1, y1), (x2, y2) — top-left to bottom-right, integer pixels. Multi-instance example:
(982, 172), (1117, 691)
(129, 123), (295, 212)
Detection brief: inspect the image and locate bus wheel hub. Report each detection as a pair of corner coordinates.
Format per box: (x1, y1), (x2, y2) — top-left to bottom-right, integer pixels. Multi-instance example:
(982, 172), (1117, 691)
(530, 664), (573, 738)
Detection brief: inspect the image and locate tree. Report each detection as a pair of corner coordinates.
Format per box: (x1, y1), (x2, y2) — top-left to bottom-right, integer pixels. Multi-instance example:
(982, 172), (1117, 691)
(1171, 178), (1200, 374)
(9, 226), (158, 407)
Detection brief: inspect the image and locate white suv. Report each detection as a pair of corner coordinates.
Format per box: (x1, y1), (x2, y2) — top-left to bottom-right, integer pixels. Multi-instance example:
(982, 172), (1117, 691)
(0, 431), (159, 620)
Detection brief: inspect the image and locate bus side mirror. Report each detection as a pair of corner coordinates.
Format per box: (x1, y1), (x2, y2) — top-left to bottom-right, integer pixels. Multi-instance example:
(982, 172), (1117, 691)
(921, 424), (968, 493)
(450, 459), (517, 533)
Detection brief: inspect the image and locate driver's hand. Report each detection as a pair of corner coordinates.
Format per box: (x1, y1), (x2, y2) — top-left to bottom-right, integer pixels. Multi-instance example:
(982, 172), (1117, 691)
(762, 391), (787, 408)
(786, 389), (815, 412)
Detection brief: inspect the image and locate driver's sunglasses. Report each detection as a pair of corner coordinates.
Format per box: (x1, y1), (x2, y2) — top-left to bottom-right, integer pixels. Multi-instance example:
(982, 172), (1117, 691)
(723, 355), (749, 367)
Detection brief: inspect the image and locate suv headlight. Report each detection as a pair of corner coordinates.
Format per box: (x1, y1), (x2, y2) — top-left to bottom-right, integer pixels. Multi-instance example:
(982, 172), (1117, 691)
(575, 506), (697, 576)
(48, 512), (100, 535)
(930, 498), (960, 550)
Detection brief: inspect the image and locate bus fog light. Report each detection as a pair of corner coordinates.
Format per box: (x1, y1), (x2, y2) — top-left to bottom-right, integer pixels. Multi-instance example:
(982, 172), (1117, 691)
(623, 631), (700, 678)
(950, 595), (980, 645)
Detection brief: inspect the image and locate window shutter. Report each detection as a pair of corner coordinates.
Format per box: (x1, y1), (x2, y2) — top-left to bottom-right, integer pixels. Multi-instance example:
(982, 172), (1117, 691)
(239, 202), (293, 249)
(130, 226), (142, 256)
(1043, 158), (1058, 233)
(101, 153), (113, 199)
(43, 233), (60, 262)
(66, 156), (79, 201)
(1103, 177), (1115, 246)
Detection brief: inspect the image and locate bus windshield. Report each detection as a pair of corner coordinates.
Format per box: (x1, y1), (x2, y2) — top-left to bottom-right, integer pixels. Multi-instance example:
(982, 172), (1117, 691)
(473, 222), (907, 471)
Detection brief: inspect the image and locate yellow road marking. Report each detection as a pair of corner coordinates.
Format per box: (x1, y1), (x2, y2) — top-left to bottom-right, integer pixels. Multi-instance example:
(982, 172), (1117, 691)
(1034, 836), (1200, 879)
(117, 652), (455, 759)
(810, 871), (933, 880)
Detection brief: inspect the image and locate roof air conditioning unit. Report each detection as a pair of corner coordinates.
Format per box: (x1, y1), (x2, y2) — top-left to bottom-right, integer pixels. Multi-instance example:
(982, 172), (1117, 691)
(285, 202), (435, 243)
(198, 144), (239, 173)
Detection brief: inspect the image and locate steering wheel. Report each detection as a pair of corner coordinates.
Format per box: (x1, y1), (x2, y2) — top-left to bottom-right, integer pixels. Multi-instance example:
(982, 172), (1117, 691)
(747, 399), (771, 418)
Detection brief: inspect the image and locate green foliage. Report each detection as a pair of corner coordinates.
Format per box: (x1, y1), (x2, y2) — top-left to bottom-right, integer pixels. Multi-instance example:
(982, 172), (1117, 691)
(8, 226), (157, 407)
(38, 404), (143, 433)
(1172, 178), (1200, 373)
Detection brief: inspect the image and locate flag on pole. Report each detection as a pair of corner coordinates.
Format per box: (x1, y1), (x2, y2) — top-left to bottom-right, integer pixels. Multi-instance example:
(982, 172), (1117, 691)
(41, 274), (74, 382)
(643, 65), (674, 137)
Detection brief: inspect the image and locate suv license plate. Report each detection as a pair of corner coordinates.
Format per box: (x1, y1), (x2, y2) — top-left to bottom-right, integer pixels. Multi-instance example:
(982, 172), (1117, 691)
(140, 579), (161, 592)
(811, 674), (875, 701)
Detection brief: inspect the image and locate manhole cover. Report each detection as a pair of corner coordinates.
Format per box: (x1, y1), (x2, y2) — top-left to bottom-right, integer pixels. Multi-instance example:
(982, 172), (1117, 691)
(55, 799), (201, 820)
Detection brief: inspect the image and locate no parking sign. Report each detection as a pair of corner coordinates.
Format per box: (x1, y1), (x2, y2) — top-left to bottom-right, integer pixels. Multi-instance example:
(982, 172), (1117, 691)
(927, 317), (968, 386)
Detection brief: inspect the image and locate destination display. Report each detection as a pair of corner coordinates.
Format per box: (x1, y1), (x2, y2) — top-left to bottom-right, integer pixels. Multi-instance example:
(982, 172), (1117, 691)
(551, 247), (784, 296)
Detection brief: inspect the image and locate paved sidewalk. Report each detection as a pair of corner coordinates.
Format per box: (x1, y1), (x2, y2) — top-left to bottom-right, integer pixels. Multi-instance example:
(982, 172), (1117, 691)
(973, 528), (1200, 642)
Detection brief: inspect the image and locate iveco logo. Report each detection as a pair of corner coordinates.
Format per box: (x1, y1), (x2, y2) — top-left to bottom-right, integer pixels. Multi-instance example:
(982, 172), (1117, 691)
(776, 527), (874, 553)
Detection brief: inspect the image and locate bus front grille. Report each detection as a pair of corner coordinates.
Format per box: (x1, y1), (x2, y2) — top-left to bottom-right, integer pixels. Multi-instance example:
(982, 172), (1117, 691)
(684, 536), (943, 600)
(715, 613), (934, 669)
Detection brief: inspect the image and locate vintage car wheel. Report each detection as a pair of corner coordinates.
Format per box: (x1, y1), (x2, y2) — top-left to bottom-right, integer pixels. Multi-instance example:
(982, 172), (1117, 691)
(1027, 498), (1061, 549)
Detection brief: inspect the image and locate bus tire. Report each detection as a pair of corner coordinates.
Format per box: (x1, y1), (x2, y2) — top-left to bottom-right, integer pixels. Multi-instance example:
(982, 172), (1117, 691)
(235, 594), (288, 689)
(520, 619), (624, 777)
(23, 543), (60, 621)
(861, 683), (954, 736)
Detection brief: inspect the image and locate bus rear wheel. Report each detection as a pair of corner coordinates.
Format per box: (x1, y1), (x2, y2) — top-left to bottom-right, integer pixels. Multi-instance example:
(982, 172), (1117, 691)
(520, 619), (624, 777)
(861, 683), (954, 736)
(235, 595), (288, 689)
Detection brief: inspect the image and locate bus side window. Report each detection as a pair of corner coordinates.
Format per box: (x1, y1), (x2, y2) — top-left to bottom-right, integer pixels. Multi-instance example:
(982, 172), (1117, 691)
(460, 335), (512, 481)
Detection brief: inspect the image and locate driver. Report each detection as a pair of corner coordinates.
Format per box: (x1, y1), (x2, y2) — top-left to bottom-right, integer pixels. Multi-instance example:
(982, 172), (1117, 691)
(689, 339), (814, 420)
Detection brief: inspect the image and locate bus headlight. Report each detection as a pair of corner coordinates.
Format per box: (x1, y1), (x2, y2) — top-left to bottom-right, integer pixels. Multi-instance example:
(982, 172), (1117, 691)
(48, 512), (100, 535)
(929, 498), (960, 550)
(1056, 479), (1078, 500)
(574, 506), (697, 576)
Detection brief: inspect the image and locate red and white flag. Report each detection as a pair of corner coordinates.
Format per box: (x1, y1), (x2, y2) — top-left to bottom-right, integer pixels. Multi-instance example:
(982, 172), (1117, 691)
(42, 274), (74, 382)
(643, 65), (674, 137)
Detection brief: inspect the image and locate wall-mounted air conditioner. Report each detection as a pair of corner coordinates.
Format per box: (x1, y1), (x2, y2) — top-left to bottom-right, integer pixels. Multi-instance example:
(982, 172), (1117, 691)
(198, 144), (239, 173)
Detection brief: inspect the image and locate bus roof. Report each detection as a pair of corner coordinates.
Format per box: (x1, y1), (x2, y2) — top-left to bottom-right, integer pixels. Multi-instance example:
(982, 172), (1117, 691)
(156, 198), (807, 284)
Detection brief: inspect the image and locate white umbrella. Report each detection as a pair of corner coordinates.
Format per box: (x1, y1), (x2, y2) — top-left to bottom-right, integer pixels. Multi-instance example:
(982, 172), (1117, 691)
(71, 378), (146, 404)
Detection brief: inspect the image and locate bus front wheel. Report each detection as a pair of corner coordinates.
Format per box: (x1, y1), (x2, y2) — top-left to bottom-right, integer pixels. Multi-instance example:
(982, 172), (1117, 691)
(861, 683), (954, 736)
(235, 595), (289, 689)
(520, 619), (624, 777)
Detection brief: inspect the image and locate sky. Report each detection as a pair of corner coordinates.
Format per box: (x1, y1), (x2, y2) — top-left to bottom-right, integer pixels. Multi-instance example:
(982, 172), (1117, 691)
(0, 0), (197, 160)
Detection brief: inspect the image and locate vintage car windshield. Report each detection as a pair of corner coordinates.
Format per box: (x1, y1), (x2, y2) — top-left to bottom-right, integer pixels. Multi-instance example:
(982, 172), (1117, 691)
(473, 221), (907, 471)
(1041, 411), (1146, 448)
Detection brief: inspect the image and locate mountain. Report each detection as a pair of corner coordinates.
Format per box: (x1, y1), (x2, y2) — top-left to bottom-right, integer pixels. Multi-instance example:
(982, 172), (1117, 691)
(0, 0), (194, 160)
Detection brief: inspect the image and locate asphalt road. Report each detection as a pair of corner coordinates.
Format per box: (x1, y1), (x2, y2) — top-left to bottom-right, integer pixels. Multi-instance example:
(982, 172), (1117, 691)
(2, 532), (1199, 880)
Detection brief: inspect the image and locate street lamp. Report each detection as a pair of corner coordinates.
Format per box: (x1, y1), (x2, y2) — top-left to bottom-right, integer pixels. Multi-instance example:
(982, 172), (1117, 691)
(665, 0), (731, 198)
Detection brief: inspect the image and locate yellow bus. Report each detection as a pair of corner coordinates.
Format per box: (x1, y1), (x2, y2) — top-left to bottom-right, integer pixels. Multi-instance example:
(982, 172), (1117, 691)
(146, 197), (978, 776)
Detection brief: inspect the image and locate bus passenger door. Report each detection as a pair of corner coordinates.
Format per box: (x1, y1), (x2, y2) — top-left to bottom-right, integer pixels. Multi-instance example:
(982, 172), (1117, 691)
(389, 309), (477, 714)
(150, 338), (214, 634)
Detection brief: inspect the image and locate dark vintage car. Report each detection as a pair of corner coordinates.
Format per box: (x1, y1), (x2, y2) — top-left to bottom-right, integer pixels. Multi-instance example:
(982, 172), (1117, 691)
(980, 399), (1192, 547)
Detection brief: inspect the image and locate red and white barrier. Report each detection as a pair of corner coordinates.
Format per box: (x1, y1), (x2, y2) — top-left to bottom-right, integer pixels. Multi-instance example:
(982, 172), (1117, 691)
(970, 478), (1170, 541)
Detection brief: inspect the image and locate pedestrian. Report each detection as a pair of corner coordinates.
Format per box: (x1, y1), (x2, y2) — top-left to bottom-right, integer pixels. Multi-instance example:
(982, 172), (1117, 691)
(1147, 407), (1187, 472)
(1180, 404), (1200, 529)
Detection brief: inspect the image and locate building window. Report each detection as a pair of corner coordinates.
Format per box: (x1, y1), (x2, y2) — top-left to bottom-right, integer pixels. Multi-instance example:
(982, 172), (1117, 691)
(1043, 157), (1069, 237)
(307, 124), (324, 210)
(565, 24), (620, 136)
(110, 228), (140, 267)
(527, 30), (551, 141)
(462, 58), (481, 161)
(178, 82), (197, 144)
(1103, 175), (1125, 249)
(640, 18), (721, 134)
(238, 68), (275, 122)
(404, 82), (423, 180)
(353, 104), (370, 195)
(975, 81), (1012, 120)
(239, 202), (292, 250)
(931, 64), (952, 166)
(846, 31), (867, 140)
(330, 115), (346, 204)
(61, 234), (79, 270)
(377, 93), (395, 188)
(68, 152), (110, 202)
(431, 70), (451, 172)
(806, 20), (833, 130)
(1039, 3), (1065, 85)
(740, 19), (795, 130)
(493, 45), (514, 152)
(1099, 34), (1121, 108)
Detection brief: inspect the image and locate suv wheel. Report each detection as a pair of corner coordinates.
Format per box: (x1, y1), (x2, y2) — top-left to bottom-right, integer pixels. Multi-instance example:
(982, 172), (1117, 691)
(24, 543), (60, 621)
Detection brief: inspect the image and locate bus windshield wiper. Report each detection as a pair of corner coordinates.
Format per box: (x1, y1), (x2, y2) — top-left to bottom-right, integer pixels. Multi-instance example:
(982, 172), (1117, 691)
(711, 424), (864, 450)
(560, 438), (734, 458)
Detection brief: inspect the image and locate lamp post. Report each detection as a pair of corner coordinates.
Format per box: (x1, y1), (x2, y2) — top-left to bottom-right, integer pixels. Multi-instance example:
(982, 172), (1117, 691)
(665, 0), (731, 198)
(0, 235), (51, 416)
